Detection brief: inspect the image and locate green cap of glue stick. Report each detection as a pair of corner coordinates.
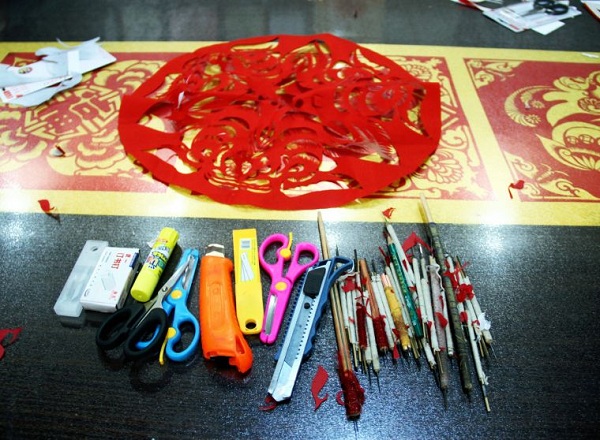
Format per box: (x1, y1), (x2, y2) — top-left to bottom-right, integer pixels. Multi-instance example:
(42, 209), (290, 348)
(130, 227), (179, 303)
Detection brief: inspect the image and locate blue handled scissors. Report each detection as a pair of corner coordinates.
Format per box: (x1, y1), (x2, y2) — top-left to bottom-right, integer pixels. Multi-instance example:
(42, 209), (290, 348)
(96, 250), (199, 362)
(159, 248), (200, 363)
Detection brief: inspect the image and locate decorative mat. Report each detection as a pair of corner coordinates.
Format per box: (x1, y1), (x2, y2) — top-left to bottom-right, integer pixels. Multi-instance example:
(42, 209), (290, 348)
(1, 42), (598, 225)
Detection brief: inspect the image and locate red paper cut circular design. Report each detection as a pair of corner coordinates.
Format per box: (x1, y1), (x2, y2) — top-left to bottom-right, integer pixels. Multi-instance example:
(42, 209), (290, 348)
(118, 34), (441, 210)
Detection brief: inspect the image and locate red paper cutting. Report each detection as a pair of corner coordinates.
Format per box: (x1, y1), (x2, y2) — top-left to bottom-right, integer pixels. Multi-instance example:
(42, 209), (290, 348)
(459, 283), (474, 301)
(258, 395), (278, 412)
(311, 364), (329, 411)
(38, 199), (53, 212)
(435, 311), (449, 329)
(343, 277), (357, 293)
(382, 207), (396, 219)
(402, 231), (433, 254)
(0, 327), (22, 360)
(118, 34), (441, 210)
(38, 199), (60, 220)
(508, 179), (525, 199)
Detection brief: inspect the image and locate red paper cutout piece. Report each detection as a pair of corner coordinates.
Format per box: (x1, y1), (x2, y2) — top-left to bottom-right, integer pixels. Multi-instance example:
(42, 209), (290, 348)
(402, 231), (433, 254)
(382, 207), (395, 219)
(508, 179), (525, 199)
(444, 268), (460, 290)
(459, 283), (474, 301)
(435, 311), (449, 329)
(378, 246), (390, 265)
(38, 199), (53, 212)
(311, 364), (329, 411)
(0, 327), (22, 360)
(119, 34), (441, 210)
(336, 390), (345, 406)
(37, 199), (60, 220)
(343, 277), (357, 293)
(258, 395), (279, 412)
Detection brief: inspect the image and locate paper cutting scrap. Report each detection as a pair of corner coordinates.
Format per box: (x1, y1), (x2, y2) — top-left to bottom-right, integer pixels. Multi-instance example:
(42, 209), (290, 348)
(38, 199), (60, 220)
(0, 327), (22, 360)
(311, 365), (330, 411)
(508, 179), (525, 199)
(119, 34), (441, 210)
(382, 207), (395, 219)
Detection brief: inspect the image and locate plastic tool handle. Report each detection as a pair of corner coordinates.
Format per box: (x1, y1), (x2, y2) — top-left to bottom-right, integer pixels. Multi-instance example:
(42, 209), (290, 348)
(259, 234), (319, 344)
(165, 249), (200, 362)
(303, 256), (354, 358)
(166, 310), (200, 362)
(96, 302), (145, 350)
(123, 308), (168, 360)
(199, 254), (253, 374)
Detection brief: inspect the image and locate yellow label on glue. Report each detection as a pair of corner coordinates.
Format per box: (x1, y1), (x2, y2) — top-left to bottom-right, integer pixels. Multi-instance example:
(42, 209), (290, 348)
(130, 227), (179, 302)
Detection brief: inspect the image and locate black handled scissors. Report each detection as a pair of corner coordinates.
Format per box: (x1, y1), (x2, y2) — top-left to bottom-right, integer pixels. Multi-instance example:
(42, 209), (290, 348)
(96, 254), (192, 361)
(528, 0), (569, 15)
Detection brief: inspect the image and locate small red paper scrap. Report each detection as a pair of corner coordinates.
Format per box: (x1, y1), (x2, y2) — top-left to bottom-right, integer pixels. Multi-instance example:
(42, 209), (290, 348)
(37, 199), (60, 220)
(435, 311), (449, 329)
(382, 207), (395, 219)
(0, 327), (22, 360)
(258, 395), (278, 412)
(38, 199), (53, 212)
(508, 179), (525, 199)
(402, 231), (433, 254)
(118, 34), (441, 210)
(336, 390), (345, 406)
(342, 277), (357, 293)
(311, 365), (329, 411)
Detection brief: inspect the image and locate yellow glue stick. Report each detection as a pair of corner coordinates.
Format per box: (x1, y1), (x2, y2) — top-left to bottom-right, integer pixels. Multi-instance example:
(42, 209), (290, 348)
(130, 227), (179, 302)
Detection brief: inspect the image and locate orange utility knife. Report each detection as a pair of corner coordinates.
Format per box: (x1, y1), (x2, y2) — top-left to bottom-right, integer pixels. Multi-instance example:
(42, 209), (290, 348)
(199, 244), (253, 374)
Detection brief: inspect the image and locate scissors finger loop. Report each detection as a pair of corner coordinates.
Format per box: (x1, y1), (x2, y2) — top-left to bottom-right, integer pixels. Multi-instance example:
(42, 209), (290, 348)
(96, 302), (145, 350)
(166, 316), (200, 362)
(123, 308), (168, 360)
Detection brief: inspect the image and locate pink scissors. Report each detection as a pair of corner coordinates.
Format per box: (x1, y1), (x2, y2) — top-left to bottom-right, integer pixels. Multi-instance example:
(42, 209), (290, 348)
(259, 233), (319, 344)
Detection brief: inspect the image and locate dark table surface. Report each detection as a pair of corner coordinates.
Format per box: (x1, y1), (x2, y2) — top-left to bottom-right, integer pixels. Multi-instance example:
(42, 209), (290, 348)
(2, 214), (600, 439)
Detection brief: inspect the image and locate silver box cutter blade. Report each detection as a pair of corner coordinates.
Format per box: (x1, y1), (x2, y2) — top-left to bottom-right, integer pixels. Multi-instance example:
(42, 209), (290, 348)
(268, 256), (353, 402)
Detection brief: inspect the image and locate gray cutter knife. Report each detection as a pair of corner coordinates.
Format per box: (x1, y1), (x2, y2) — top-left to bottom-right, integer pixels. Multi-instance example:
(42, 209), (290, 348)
(268, 256), (354, 402)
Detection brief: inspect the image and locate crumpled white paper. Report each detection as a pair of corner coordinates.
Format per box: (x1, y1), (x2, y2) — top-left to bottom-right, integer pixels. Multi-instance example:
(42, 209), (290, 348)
(0, 37), (116, 107)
